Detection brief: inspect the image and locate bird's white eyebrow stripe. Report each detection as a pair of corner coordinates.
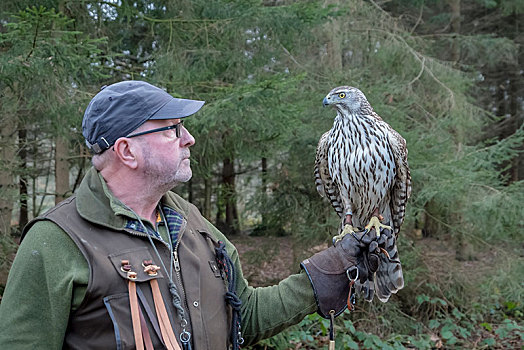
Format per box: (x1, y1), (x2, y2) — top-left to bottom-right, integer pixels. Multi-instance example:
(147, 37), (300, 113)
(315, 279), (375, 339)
(332, 87), (350, 94)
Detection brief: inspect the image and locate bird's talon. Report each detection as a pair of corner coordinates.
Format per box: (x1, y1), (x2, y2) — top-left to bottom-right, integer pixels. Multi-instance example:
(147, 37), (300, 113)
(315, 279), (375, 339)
(332, 233), (345, 246)
(364, 216), (392, 238)
(333, 224), (357, 245)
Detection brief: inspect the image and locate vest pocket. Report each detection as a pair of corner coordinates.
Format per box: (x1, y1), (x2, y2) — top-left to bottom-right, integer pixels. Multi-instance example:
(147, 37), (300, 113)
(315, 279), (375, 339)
(103, 293), (136, 350)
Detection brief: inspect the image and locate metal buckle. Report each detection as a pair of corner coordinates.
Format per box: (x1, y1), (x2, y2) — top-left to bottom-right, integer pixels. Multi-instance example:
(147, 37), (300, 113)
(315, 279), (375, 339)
(346, 266), (358, 282)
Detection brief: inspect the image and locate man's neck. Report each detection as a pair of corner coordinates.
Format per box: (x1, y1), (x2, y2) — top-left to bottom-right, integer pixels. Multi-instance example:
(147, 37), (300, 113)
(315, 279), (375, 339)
(116, 194), (160, 224)
(102, 170), (163, 224)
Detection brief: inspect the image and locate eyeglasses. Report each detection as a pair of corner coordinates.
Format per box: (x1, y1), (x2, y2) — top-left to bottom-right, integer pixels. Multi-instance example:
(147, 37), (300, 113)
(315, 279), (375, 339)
(126, 120), (184, 139)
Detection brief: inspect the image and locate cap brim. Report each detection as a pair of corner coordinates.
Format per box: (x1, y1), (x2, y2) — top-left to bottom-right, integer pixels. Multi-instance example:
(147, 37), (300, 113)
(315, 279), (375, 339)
(150, 98), (205, 119)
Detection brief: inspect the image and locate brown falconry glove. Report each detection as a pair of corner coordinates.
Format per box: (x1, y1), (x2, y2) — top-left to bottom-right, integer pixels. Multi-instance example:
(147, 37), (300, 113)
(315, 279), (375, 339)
(301, 230), (379, 318)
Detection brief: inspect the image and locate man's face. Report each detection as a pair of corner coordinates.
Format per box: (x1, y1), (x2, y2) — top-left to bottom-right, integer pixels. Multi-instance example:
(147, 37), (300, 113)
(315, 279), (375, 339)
(132, 118), (195, 190)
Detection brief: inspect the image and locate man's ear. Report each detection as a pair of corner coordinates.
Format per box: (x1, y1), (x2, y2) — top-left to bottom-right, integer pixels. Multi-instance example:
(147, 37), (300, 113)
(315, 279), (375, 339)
(113, 138), (139, 169)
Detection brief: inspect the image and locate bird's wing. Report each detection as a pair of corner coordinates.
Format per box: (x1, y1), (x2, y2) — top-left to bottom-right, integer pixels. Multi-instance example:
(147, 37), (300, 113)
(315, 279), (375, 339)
(315, 131), (343, 218)
(381, 120), (411, 237)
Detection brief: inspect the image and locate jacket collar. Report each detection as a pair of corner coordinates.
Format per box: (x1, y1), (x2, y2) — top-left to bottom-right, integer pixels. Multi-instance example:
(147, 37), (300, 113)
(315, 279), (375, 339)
(76, 167), (190, 230)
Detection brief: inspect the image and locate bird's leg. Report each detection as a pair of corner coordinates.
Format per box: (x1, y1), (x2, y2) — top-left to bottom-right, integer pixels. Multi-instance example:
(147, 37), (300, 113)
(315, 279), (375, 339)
(365, 208), (392, 237)
(333, 213), (357, 245)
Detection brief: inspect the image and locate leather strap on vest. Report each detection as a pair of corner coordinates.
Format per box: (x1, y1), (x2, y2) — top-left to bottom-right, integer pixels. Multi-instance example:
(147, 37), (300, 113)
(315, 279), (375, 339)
(129, 280), (144, 350)
(139, 306), (154, 350)
(137, 285), (164, 343)
(151, 279), (181, 350)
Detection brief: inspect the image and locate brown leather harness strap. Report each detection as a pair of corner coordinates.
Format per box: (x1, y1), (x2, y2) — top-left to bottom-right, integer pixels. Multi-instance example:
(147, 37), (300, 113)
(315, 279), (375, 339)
(139, 305), (154, 350)
(136, 284), (164, 344)
(150, 279), (181, 350)
(128, 280), (144, 350)
(347, 279), (355, 311)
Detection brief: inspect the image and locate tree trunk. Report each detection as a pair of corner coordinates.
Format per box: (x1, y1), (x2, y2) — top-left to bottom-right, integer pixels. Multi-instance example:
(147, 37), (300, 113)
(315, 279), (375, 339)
(507, 12), (523, 182)
(203, 177), (212, 220)
(222, 157), (239, 235)
(0, 111), (17, 236)
(72, 146), (87, 193)
(509, 84), (523, 182)
(323, 0), (343, 70)
(55, 136), (70, 204)
(448, 0), (461, 63)
(187, 178), (193, 203)
(18, 128), (28, 231)
(500, 62), (523, 183)
(261, 157), (268, 228)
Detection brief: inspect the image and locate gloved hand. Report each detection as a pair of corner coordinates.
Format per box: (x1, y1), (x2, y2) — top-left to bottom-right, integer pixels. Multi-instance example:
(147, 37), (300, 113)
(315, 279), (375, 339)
(354, 229), (387, 282)
(352, 229), (392, 301)
(301, 230), (381, 318)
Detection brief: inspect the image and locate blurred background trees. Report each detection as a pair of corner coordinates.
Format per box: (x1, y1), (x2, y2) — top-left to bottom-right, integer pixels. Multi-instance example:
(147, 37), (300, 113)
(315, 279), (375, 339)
(0, 0), (522, 348)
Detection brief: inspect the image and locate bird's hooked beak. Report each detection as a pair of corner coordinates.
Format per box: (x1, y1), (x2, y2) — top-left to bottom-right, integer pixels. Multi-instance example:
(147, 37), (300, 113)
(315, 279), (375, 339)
(322, 96), (331, 107)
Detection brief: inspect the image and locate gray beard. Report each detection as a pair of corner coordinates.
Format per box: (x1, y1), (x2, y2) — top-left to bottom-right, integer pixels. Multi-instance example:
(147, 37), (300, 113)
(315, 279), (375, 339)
(141, 146), (191, 195)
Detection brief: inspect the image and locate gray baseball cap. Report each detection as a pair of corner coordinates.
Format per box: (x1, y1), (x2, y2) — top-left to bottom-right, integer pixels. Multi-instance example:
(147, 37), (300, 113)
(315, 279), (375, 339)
(82, 80), (205, 154)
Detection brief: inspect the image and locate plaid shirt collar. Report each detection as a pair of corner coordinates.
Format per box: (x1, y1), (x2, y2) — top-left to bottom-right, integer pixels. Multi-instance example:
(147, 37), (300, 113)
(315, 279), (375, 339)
(125, 205), (183, 246)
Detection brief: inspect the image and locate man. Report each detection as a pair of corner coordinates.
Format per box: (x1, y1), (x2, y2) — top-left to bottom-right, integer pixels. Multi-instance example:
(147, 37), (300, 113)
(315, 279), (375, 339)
(0, 81), (373, 349)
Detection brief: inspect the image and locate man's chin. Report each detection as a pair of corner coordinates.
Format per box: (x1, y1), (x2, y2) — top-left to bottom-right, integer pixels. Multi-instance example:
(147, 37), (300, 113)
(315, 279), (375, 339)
(174, 170), (193, 184)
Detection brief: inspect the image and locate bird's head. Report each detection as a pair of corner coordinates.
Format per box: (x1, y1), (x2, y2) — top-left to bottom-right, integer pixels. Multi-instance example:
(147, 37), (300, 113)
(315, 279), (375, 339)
(323, 86), (368, 114)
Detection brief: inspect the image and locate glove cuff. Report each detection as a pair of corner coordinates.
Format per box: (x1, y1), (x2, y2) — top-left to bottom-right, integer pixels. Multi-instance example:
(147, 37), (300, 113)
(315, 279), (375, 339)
(301, 247), (356, 318)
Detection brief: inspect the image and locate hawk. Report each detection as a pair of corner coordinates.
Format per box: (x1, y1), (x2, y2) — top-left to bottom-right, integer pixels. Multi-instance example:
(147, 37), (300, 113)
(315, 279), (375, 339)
(315, 86), (411, 302)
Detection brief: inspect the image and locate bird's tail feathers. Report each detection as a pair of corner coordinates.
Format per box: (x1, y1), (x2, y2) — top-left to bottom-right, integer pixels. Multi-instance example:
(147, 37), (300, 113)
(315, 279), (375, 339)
(375, 232), (404, 302)
(355, 231), (404, 303)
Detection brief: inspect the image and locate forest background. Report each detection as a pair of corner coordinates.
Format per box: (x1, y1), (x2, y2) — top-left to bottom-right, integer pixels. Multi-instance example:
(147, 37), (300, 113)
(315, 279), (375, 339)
(0, 0), (522, 349)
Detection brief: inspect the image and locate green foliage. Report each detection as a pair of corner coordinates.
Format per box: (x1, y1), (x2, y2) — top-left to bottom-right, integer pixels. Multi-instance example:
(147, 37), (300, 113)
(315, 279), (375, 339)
(0, 6), (106, 223)
(0, 6), (106, 141)
(498, 0), (524, 15)
(2, 0), (520, 243)
(0, 0), (522, 348)
(248, 297), (523, 349)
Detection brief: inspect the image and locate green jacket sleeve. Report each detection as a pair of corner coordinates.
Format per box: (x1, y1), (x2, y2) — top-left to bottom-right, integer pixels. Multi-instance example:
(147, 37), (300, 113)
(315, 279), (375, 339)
(205, 221), (317, 346)
(0, 216), (317, 348)
(0, 221), (89, 349)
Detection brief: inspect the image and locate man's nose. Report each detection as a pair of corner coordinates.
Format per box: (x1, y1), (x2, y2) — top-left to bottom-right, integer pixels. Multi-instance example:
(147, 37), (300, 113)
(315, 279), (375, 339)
(180, 125), (195, 147)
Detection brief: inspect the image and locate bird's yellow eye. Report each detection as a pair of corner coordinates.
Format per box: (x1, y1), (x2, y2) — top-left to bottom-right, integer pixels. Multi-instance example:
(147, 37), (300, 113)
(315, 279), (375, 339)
(338, 92), (346, 99)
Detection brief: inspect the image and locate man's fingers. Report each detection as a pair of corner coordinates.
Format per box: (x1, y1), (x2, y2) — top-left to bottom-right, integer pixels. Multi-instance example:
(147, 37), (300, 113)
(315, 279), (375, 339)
(357, 263), (369, 283)
(369, 241), (379, 253)
(367, 253), (379, 273)
(358, 231), (374, 245)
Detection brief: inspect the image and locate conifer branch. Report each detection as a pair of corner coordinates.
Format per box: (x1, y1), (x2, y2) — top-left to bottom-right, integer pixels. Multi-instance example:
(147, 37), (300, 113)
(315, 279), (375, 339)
(355, 27), (457, 109)
(279, 44), (327, 80)
(141, 15), (233, 24)
(409, 2), (424, 34)
(408, 56), (426, 86)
